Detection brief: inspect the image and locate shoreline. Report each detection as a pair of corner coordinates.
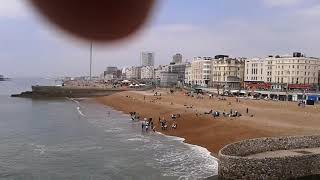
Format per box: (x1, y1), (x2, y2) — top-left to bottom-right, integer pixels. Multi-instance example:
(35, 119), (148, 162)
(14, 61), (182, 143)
(95, 89), (320, 156)
(70, 97), (219, 179)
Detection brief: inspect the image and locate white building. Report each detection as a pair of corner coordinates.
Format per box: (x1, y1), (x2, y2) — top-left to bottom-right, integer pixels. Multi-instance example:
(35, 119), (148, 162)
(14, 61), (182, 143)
(267, 53), (320, 90)
(141, 52), (154, 66)
(244, 52), (320, 90)
(140, 66), (154, 79)
(189, 57), (213, 87)
(184, 63), (192, 85)
(125, 66), (141, 79)
(244, 58), (265, 82)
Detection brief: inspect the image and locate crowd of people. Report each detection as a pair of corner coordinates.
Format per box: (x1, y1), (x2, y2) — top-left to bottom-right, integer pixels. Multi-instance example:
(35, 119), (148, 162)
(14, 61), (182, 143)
(127, 89), (257, 135)
(130, 111), (179, 132)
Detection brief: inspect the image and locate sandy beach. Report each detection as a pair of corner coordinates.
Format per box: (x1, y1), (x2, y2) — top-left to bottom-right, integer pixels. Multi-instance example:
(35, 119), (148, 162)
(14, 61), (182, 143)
(96, 89), (320, 156)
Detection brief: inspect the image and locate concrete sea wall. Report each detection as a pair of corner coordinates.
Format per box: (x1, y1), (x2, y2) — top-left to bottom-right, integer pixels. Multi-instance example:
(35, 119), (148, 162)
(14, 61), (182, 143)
(218, 135), (320, 179)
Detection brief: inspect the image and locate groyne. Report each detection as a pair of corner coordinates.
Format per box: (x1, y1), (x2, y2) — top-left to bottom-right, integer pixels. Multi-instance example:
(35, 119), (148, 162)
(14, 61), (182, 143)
(11, 86), (127, 98)
(218, 135), (320, 179)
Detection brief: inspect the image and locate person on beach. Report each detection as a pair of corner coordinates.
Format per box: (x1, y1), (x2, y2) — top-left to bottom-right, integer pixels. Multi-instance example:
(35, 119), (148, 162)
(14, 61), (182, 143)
(172, 123), (177, 129)
(144, 96), (146, 101)
(141, 121), (145, 130)
(246, 108), (249, 114)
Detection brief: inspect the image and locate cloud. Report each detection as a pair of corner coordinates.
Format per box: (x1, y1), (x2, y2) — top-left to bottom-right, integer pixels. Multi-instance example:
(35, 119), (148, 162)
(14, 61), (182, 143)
(263, 0), (302, 7)
(0, 0), (29, 19)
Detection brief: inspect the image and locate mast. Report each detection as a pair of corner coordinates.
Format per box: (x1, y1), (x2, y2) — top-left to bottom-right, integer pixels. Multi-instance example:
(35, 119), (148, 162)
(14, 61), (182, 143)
(90, 42), (93, 81)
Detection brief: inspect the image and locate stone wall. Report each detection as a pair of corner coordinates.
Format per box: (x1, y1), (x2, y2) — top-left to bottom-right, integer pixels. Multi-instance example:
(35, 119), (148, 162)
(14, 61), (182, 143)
(218, 135), (320, 179)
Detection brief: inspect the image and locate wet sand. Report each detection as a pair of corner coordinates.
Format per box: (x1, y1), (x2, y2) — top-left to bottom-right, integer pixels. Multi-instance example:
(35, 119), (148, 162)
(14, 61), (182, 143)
(96, 89), (320, 156)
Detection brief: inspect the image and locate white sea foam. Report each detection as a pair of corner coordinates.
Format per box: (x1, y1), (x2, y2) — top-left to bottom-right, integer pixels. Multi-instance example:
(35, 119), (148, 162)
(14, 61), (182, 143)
(67, 98), (86, 117)
(126, 137), (151, 143)
(30, 144), (46, 155)
(151, 131), (219, 179)
(76, 106), (85, 117)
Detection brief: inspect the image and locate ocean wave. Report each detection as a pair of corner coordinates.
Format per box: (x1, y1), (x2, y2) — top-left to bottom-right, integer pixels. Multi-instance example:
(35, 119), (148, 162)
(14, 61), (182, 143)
(126, 137), (151, 143)
(104, 128), (124, 133)
(76, 106), (85, 117)
(148, 132), (218, 179)
(29, 143), (46, 155)
(66, 98), (86, 117)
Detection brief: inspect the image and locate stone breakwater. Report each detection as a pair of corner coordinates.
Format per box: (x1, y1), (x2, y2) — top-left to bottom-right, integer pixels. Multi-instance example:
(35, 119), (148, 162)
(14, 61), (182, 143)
(218, 135), (320, 179)
(11, 86), (126, 98)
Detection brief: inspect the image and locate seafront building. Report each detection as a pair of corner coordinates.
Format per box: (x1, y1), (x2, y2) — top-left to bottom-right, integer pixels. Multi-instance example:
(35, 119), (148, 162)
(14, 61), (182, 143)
(211, 57), (245, 90)
(187, 57), (213, 87)
(125, 66), (141, 79)
(140, 66), (154, 79)
(159, 72), (178, 87)
(244, 58), (265, 82)
(154, 65), (169, 80)
(115, 51), (319, 92)
(185, 56), (245, 89)
(268, 53), (320, 90)
(168, 62), (188, 84)
(140, 52), (155, 66)
(245, 52), (320, 91)
(103, 66), (122, 81)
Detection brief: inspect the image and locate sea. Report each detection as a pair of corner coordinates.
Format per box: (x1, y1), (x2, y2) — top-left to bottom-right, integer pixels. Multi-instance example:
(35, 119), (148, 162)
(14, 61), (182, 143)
(0, 78), (218, 180)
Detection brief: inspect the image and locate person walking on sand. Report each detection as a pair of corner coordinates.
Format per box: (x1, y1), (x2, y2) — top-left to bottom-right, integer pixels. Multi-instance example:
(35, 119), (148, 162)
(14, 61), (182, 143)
(246, 108), (249, 114)
(144, 95), (146, 101)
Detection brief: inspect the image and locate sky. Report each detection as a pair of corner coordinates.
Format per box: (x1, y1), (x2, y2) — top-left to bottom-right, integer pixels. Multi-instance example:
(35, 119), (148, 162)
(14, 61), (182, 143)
(1, 0), (320, 77)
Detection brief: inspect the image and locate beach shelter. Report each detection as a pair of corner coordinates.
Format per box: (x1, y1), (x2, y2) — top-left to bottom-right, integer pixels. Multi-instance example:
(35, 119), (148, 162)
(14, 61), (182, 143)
(129, 84), (134, 88)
